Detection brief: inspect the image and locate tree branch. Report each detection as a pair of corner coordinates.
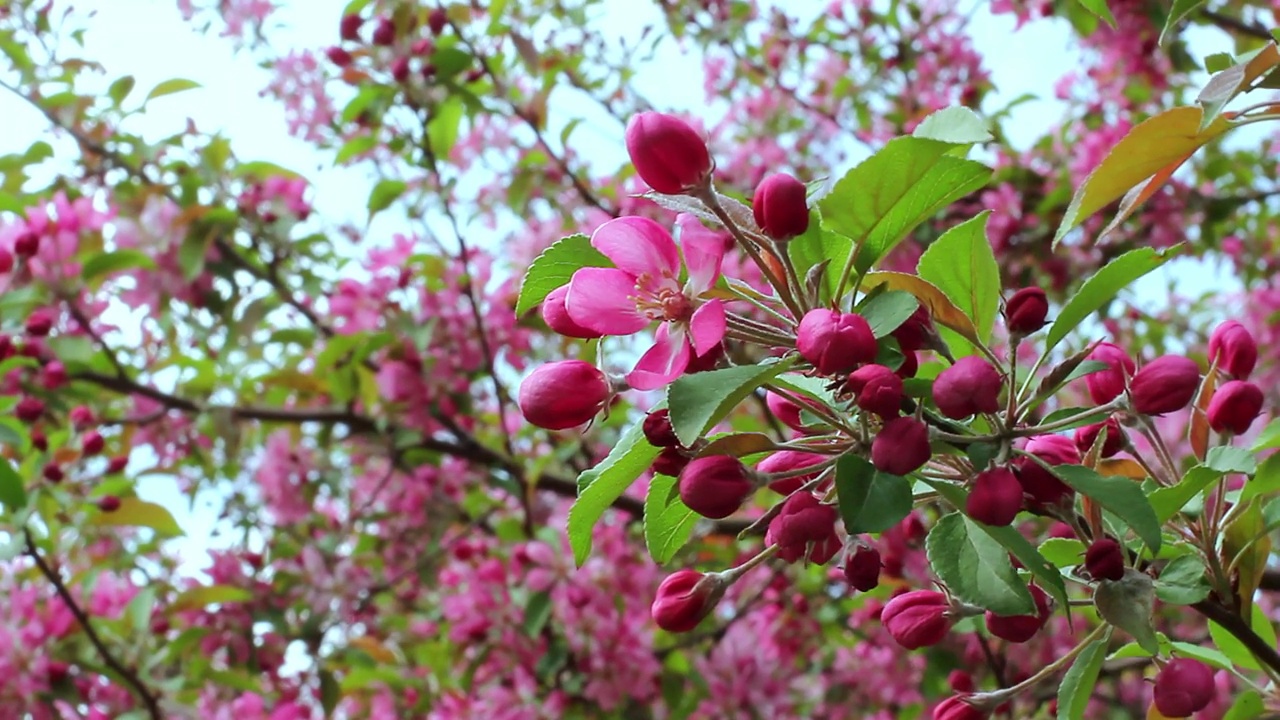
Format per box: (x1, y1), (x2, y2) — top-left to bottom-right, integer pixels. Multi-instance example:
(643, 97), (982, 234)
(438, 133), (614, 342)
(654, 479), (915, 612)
(1193, 598), (1280, 675)
(1200, 9), (1274, 41)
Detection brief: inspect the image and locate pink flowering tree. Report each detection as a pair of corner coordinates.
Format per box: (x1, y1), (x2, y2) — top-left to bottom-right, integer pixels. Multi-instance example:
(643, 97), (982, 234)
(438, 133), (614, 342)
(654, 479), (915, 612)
(4, 0), (1280, 718)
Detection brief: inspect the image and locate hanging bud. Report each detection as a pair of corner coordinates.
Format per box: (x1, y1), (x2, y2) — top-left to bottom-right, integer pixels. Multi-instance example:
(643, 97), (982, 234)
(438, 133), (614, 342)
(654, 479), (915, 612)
(752, 173), (810, 240)
(1074, 418), (1125, 458)
(15, 396), (44, 423)
(984, 584), (1052, 643)
(427, 7), (449, 36)
(871, 417), (931, 476)
(1206, 380), (1264, 435)
(892, 306), (934, 352)
(517, 360), (610, 430)
(652, 447), (690, 477)
(651, 569), (725, 633)
(678, 456), (755, 519)
(1084, 537), (1125, 581)
(339, 13), (363, 41)
(97, 495), (121, 512)
(642, 409), (681, 448)
(796, 308), (877, 376)
(756, 450), (827, 495)
(766, 493), (841, 565)
(371, 16), (396, 45)
(847, 364), (904, 419)
(25, 308), (54, 337)
(933, 695), (989, 720)
(965, 467), (1022, 526)
(390, 56), (412, 83)
(1153, 658), (1216, 718)
(1014, 434), (1079, 512)
(81, 430), (105, 456)
(1208, 320), (1257, 380)
(1084, 342), (1135, 405)
(765, 391), (823, 432)
(932, 357), (1003, 419)
(1129, 356), (1200, 416)
(897, 350), (919, 379)
(326, 46), (354, 67)
(541, 284), (603, 339)
(1004, 286), (1049, 335)
(843, 541), (882, 592)
(881, 590), (953, 649)
(624, 112), (713, 195)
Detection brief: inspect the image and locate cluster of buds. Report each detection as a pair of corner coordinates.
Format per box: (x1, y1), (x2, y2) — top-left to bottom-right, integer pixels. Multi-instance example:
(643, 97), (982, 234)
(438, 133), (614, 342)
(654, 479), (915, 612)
(327, 7), (482, 87)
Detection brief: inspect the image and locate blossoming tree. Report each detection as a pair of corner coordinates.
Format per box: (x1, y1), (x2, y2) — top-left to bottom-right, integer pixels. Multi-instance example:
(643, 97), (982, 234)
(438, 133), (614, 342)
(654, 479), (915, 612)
(5, 0), (1280, 718)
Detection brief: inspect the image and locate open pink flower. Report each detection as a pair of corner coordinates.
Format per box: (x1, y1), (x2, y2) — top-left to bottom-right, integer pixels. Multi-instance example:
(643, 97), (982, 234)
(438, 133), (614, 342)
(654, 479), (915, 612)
(566, 214), (726, 390)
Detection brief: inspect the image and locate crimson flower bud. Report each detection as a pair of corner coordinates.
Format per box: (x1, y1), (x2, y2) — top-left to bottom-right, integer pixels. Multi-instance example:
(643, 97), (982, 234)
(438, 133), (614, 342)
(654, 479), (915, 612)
(1208, 320), (1257, 380)
(40, 360), (66, 389)
(1153, 658), (1215, 718)
(25, 308), (53, 337)
(1129, 356), (1200, 416)
(642, 409), (680, 448)
(43, 464), (63, 483)
(371, 17), (396, 45)
(652, 447), (690, 477)
(752, 173), (810, 240)
(1084, 342), (1135, 405)
(1207, 380), (1263, 435)
(966, 467), (1022, 526)
(947, 670), (975, 694)
(765, 391), (819, 432)
(756, 450), (826, 495)
(624, 112), (712, 195)
(678, 455), (755, 519)
(872, 417), (931, 476)
(428, 7), (448, 36)
(1015, 434), (1079, 512)
(843, 542), (882, 592)
(1074, 418), (1125, 458)
(106, 455), (129, 474)
(0, 334), (11, 359)
(0, 248), (13, 274)
(82, 430), (105, 456)
(1084, 537), (1125, 581)
(16, 396), (44, 423)
(14, 230), (38, 257)
(848, 364), (904, 419)
(326, 46), (354, 67)
(933, 357), (1003, 419)
(517, 360), (610, 430)
(881, 590), (952, 649)
(542, 284), (602, 339)
(797, 308), (876, 376)
(390, 56), (411, 82)
(651, 569), (721, 633)
(766, 492), (840, 564)
(31, 430), (47, 451)
(97, 495), (121, 512)
(339, 13), (363, 41)
(46, 662), (69, 685)
(934, 695), (988, 720)
(897, 350), (919, 378)
(984, 584), (1052, 643)
(69, 405), (94, 430)
(892, 306), (933, 352)
(1004, 287), (1048, 335)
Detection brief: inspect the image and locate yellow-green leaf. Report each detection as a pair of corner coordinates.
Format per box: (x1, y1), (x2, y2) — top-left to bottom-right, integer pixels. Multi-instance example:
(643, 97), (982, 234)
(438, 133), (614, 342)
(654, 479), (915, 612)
(88, 498), (184, 537)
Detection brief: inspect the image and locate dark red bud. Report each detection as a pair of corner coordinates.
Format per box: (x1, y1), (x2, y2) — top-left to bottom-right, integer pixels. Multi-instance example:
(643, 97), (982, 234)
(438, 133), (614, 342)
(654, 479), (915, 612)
(541, 284), (603, 339)
(752, 173), (810, 240)
(1084, 342), (1134, 405)
(891, 306), (933, 352)
(106, 455), (129, 474)
(517, 360), (610, 430)
(1208, 320), (1257, 380)
(14, 230), (39, 257)
(31, 430), (47, 452)
(339, 13), (363, 41)
(932, 356), (1003, 419)
(843, 542), (882, 592)
(847, 364), (904, 419)
(1004, 287), (1049, 335)
(43, 464), (63, 483)
(0, 248), (13, 274)
(881, 590), (952, 649)
(428, 7), (448, 36)
(25, 308), (54, 337)
(1015, 434), (1079, 512)
(371, 17), (396, 46)
(1153, 658), (1215, 717)
(1084, 538), (1126, 581)
(678, 455), (755, 519)
(390, 56), (411, 82)
(69, 405), (94, 430)
(642, 409), (681, 448)
(16, 396), (44, 423)
(871, 417), (931, 476)
(1074, 418), (1125, 458)
(765, 492), (840, 565)
(966, 467), (1022, 526)
(984, 584), (1052, 643)
(934, 695), (989, 720)
(756, 450), (826, 495)
(97, 495), (121, 512)
(624, 112), (712, 195)
(1129, 356), (1200, 416)
(651, 569), (720, 633)
(797, 308), (876, 376)
(1207, 380), (1264, 435)
(81, 430), (104, 456)
(651, 447), (690, 477)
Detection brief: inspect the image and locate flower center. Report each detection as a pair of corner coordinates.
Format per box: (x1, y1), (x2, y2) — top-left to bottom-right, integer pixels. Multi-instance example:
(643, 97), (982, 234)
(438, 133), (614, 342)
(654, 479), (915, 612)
(634, 273), (693, 323)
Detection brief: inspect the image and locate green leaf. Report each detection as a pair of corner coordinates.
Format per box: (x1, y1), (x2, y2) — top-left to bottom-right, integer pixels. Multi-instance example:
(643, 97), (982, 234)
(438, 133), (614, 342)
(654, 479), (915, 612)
(1205, 445), (1257, 475)
(567, 420), (661, 565)
(108, 75), (135, 106)
(644, 473), (699, 564)
(834, 455), (913, 534)
(1241, 453), (1280, 503)
(1209, 604), (1277, 671)
(1044, 247), (1179, 356)
(335, 135), (378, 164)
(857, 290), (919, 338)
(0, 458), (26, 512)
(514, 234), (610, 316)
(1054, 107), (1229, 245)
(1160, 0), (1206, 44)
(169, 584), (254, 612)
(367, 179), (407, 219)
(1151, 464), (1225, 522)
(911, 106), (993, 144)
(1095, 570), (1159, 653)
(1171, 641), (1237, 671)
(788, 224), (853, 302)
(818, 137), (991, 276)
(81, 250), (157, 282)
(1053, 465), (1161, 552)
(1222, 689), (1265, 720)
(428, 96), (465, 156)
(667, 358), (797, 447)
(1251, 418), (1280, 451)
(523, 591), (553, 637)
(1039, 537), (1086, 568)
(88, 498), (184, 537)
(1075, 0), (1116, 27)
(926, 512), (1035, 615)
(916, 212), (1000, 345)
(1155, 554), (1210, 605)
(1196, 45), (1280, 131)
(1056, 635), (1108, 720)
(146, 78), (201, 101)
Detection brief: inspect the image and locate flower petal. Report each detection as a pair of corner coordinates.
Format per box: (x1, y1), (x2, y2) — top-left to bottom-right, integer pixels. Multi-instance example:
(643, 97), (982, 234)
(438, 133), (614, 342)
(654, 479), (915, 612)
(689, 300), (726, 356)
(628, 324), (692, 390)
(591, 216), (680, 279)
(566, 267), (649, 335)
(676, 214), (726, 296)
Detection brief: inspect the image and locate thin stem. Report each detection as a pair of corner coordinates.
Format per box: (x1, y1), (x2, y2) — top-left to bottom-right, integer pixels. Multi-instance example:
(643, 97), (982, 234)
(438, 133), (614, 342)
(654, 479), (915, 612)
(968, 624), (1110, 708)
(698, 189), (803, 320)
